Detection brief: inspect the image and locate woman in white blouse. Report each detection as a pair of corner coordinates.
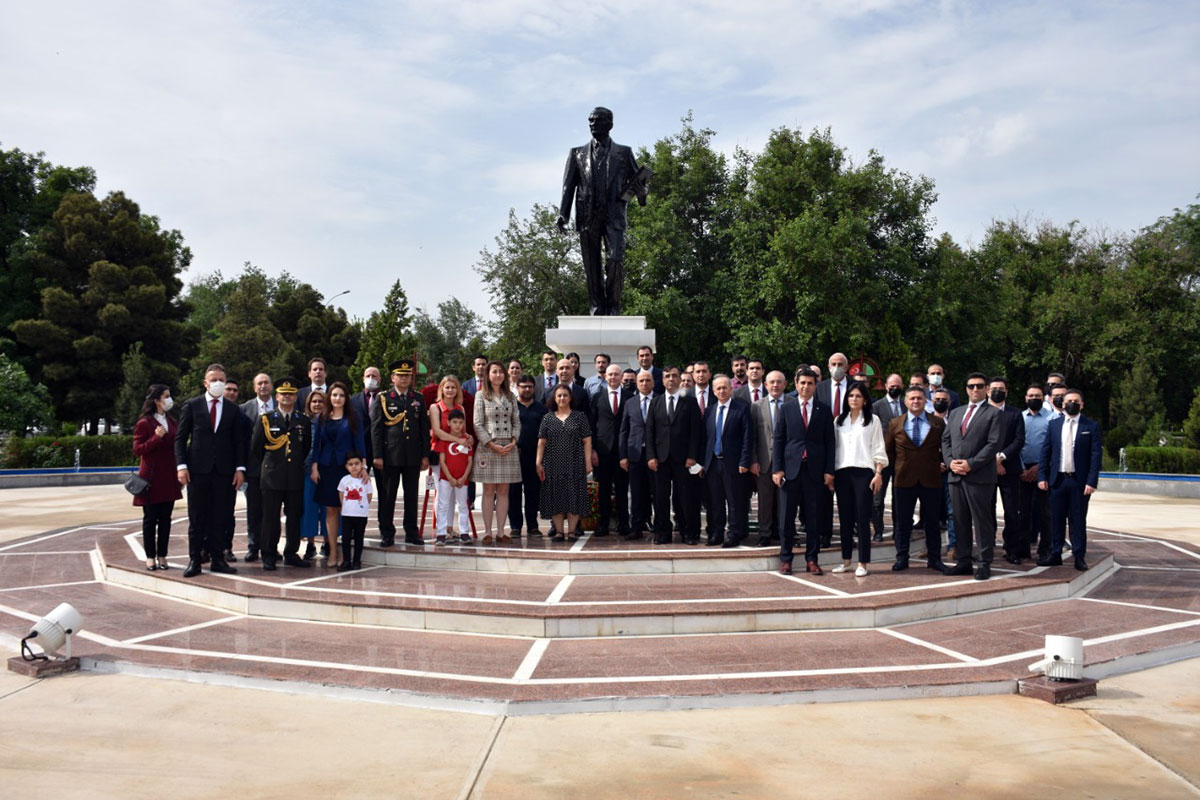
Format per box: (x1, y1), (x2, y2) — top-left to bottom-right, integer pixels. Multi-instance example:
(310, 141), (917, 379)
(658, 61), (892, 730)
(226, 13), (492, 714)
(833, 383), (888, 576)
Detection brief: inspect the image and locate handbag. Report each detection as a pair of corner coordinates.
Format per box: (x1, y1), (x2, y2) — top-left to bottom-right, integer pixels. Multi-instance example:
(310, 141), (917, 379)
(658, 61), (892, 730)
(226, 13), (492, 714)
(124, 472), (151, 497)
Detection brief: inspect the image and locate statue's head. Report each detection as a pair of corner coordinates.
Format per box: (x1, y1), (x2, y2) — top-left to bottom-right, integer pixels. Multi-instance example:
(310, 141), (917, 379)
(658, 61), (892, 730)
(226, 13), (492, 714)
(588, 107), (613, 140)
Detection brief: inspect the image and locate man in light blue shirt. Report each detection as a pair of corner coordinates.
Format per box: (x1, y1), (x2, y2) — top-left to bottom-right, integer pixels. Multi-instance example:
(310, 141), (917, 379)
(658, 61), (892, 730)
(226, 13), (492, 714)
(1017, 383), (1054, 560)
(584, 353), (611, 398)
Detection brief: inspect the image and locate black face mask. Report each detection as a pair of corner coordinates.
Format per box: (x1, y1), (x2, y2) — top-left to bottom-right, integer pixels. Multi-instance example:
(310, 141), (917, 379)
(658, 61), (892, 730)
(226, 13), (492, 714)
(932, 399), (950, 413)
(990, 389), (1007, 404)
(1026, 398), (1044, 413)
(887, 386), (903, 399)
(1052, 395), (1065, 409)
(1064, 401), (1082, 416)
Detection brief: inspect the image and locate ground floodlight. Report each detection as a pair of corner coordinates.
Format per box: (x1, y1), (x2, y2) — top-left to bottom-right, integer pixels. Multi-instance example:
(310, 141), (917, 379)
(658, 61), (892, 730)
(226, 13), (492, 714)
(1027, 634), (1084, 681)
(20, 603), (84, 662)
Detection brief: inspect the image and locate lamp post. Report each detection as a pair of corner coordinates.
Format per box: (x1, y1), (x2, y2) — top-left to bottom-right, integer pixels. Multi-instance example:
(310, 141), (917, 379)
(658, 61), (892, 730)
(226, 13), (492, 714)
(327, 289), (350, 307)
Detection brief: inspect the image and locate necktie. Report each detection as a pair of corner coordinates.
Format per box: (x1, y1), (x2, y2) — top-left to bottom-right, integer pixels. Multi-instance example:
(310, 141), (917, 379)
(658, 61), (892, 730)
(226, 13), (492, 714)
(912, 416), (922, 447)
(714, 405), (725, 456)
(612, 390), (619, 417)
(801, 401), (809, 428)
(641, 396), (649, 421)
(960, 403), (977, 435)
(834, 384), (841, 414)
(770, 398), (777, 429)
(210, 398), (218, 430)
(698, 391), (706, 414)
(893, 401), (900, 417)
(669, 394), (676, 418)
(1063, 417), (1076, 472)
(753, 387), (760, 402)
(549, 375), (556, 388)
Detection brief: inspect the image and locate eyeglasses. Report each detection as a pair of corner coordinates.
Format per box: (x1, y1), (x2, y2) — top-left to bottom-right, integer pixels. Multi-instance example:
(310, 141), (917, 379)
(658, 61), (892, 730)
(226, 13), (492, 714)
(966, 383), (986, 389)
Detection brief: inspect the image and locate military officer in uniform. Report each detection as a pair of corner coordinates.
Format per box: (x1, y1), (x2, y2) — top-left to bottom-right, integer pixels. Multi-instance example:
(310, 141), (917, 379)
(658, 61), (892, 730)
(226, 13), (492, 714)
(371, 359), (430, 546)
(250, 377), (313, 571)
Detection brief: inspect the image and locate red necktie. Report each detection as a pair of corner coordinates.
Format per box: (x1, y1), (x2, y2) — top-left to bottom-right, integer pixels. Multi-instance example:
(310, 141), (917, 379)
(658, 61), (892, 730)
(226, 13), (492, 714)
(801, 401), (809, 428)
(834, 384), (841, 414)
(960, 403), (976, 435)
(753, 387), (760, 402)
(698, 392), (706, 414)
(210, 398), (218, 430)
(611, 390), (618, 416)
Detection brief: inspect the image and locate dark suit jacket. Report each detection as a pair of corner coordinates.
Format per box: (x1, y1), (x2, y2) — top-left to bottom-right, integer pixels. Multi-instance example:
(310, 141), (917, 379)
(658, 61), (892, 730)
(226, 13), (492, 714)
(589, 385), (632, 456)
(619, 392), (655, 463)
(750, 395), (786, 472)
(296, 385), (329, 408)
(250, 409), (312, 492)
(772, 398), (835, 481)
(816, 378), (854, 417)
(174, 395), (248, 476)
(992, 405), (1026, 486)
(350, 390), (379, 468)
(691, 384), (716, 417)
(733, 383), (767, 404)
(885, 414), (946, 489)
(645, 392), (702, 465)
(701, 399), (755, 471)
(941, 402), (1001, 484)
(1039, 415), (1102, 489)
(926, 386), (961, 410)
(559, 138), (640, 233)
(240, 398), (274, 477)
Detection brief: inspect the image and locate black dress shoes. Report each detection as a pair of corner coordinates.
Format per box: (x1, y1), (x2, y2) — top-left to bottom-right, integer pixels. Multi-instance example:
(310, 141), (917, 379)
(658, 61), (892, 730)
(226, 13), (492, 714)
(721, 538), (740, 548)
(404, 533), (425, 546)
(891, 560), (909, 572)
(222, 549), (238, 563)
(974, 563), (991, 581)
(872, 533), (884, 543)
(755, 536), (772, 547)
(926, 561), (947, 572)
(182, 560), (202, 578)
(336, 561), (353, 572)
(621, 530), (644, 541)
(1037, 554), (1063, 567)
(283, 554), (312, 568)
(1074, 558), (1089, 571)
(209, 559), (238, 575)
(199, 550), (211, 564)
(262, 561), (277, 571)
(1004, 553), (1022, 565)
(706, 536), (724, 547)
(593, 528), (610, 537)
(942, 562), (973, 576)
(244, 550), (259, 563)
(303, 541), (317, 559)
(652, 534), (670, 545)
(378, 536), (395, 548)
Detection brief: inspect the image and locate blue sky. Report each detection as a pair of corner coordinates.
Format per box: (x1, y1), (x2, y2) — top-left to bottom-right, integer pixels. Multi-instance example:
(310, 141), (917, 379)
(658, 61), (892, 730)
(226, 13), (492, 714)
(3, 1), (1197, 324)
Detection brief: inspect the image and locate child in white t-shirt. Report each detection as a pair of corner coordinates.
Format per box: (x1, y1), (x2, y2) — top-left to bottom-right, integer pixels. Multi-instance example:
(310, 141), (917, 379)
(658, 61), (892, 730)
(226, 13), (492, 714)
(436, 410), (474, 545)
(336, 452), (372, 571)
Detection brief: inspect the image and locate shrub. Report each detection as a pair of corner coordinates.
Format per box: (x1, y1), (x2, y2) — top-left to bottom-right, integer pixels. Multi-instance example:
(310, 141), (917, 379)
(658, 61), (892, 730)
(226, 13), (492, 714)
(1123, 446), (1200, 475)
(1105, 425), (1133, 459)
(2, 435), (138, 468)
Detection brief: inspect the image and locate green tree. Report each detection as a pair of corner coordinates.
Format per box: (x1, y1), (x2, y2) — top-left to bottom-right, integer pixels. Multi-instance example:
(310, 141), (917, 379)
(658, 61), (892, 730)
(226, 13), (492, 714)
(413, 298), (487, 381)
(475, 204), (584, 367)
(1182, 385), (1200, 450)
(353, 279), (417, 378)
(267, 272), (361, 383)
(113, 342), (152, 432)
(1108, 360), (1162, 453)
(0, 353), (54, 433)
(10, 190), (196, 431)
(189, 267), (297, 389)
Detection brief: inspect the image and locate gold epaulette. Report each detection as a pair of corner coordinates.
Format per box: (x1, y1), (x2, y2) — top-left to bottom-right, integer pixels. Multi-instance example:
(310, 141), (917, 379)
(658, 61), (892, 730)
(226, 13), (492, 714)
(382, 397), (408, 428)
(261, 414), (289, 451)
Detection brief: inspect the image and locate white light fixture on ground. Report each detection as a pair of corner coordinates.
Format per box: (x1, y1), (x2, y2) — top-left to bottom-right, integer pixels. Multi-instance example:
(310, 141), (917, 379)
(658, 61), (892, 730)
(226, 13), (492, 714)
(20, 602), (84, 662)
(1027, 634), (1084, 681)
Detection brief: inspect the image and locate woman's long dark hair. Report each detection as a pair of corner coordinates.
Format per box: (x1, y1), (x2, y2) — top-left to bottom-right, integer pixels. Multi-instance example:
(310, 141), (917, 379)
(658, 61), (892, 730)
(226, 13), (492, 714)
(138, 384), (172, 419)
(320, 381), (359, 433)
(836, 382), (873, 427)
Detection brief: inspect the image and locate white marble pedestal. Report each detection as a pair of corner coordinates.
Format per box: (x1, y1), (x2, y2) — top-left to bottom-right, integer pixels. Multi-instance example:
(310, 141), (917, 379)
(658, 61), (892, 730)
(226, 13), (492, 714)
(544, 316), (656, 370)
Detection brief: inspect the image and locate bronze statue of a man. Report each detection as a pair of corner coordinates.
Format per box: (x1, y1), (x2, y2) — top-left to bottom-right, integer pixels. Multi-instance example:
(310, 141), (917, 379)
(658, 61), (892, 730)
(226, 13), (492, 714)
(557, 107), (649, 316)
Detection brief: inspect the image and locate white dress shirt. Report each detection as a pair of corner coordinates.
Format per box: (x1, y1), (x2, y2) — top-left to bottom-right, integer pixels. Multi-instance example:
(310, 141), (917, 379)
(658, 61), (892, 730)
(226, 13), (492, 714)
(834, 414), (887, 471)
(1060, 414), (1079, 473)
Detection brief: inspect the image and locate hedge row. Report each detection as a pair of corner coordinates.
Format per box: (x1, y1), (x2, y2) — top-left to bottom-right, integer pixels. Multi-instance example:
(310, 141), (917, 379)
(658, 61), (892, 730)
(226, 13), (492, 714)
(1123, 446), (1200, 475)
(2, 435), (138, 469)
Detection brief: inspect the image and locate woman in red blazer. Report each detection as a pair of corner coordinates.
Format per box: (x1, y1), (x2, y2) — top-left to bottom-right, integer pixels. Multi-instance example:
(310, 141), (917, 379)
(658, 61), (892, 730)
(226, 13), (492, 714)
(132, 384), (184, 570)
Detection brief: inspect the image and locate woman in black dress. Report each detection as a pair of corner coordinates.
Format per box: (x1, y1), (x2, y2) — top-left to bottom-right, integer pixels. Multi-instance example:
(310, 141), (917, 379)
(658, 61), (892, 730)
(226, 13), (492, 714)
(536, 384), (593, 542)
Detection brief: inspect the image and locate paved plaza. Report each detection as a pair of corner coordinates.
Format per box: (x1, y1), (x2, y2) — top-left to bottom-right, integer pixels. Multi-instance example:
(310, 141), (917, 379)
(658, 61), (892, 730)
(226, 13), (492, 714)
(1, 484), (1198, 797)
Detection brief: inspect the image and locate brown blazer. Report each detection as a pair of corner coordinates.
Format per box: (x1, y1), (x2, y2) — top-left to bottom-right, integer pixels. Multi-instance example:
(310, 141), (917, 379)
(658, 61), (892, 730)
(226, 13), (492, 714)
(885, 414), (945, 489)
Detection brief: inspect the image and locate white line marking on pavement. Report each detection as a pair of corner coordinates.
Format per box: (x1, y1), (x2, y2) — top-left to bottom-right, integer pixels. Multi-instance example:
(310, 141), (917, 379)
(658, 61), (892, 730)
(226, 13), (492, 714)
(879, 628), (978, 662)
(0, 580), (98, 594)
(544, 575), (575, 605)
(124, 614), (245, 644)
(512, 638), (551, 681)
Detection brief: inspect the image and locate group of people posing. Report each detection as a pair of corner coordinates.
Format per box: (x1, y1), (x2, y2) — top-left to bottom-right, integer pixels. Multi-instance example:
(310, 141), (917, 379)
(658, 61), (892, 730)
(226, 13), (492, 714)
(131, 347), (1101, 583)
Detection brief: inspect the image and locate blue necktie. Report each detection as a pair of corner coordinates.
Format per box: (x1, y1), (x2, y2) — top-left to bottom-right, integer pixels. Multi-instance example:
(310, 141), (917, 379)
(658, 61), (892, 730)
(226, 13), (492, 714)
(714, 405), (725, 456)
(912, 416), (923, 447)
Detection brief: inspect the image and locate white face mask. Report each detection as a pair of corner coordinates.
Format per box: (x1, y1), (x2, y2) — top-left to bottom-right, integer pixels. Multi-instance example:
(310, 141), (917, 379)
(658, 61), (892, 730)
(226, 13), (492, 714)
(161, 397), (174, 412)
(830, 366), (846, 382)
(928, 373), (943, 387)
(364, 377), (379, 391)
(206, 381), (225, 398)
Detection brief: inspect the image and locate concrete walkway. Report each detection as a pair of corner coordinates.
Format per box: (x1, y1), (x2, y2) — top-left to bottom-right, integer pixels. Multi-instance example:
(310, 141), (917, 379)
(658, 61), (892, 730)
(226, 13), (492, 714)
(2, 485), (1198, 798)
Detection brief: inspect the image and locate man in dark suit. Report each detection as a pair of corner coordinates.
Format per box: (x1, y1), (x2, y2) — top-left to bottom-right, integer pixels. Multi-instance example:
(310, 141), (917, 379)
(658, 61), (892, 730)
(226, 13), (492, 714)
(988, 376), (1027, 564)
(635, 345), (664, 395)
(885, 386), (947, 571)
(1038, 389), (1102, 571)
(871, 373), (906, 543)
(619, 369), (657, 540)
(941, 372), (1002, 580)
(249, 377), (312, 571)
(175, 363), (248, 577)
(701, 375), (755, 547)
(772, 368), (835, 575)
(690, 360), (716, 538)
(537, 349), (559, 401)
(461, 355), (488, 396)
(555, 358), (591, 413)
(238, 372), (275, 562)
(924, 363), (960, 410)
(350, 365), (381, 472)
(749, 370), (787, 546)
(589, 364), (632, 536)
(296, 357), (328, 407)
(370, 359), (430, 547)
(556, 106), (647, 316)
(733, 358), (766, 403)
(645, 365), (702, 545)
(816, 352), (853, 417)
